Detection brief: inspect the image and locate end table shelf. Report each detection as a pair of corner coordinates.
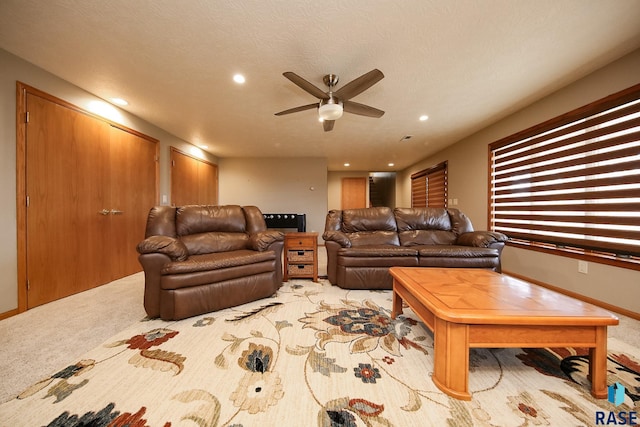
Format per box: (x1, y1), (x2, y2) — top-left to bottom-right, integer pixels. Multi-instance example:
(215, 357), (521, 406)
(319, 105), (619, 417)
(283, 232), (318, 282)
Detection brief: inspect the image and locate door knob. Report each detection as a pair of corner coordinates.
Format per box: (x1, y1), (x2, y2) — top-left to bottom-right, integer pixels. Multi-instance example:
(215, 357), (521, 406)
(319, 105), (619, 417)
(110, 209), (124, 215)
(99, 209), (110, 216)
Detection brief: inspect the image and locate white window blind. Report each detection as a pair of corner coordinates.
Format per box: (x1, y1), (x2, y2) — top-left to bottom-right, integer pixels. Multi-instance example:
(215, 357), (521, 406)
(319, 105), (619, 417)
(489, 84), (640, 266)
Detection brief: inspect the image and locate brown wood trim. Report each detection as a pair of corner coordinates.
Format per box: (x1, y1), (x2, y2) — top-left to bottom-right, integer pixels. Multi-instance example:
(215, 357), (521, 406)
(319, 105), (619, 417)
(16, 83), (27, 314)
(169, 146), (217, 166)
(410, 160), (447, 179)
(503, 270), (640, 321)
(0, 308), (19, 321)
(489, 83), (640, 151)
(487, 143), (493, 235)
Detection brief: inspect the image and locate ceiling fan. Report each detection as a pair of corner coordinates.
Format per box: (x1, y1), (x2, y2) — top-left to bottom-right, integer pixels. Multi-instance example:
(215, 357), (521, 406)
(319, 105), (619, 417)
(275, 69), (385, 132)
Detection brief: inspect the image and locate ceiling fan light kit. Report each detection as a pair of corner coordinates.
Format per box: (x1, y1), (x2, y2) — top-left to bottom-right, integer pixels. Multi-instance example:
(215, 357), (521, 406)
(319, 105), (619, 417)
(318, 101), (343, 121)
(275, 69), (385, 131)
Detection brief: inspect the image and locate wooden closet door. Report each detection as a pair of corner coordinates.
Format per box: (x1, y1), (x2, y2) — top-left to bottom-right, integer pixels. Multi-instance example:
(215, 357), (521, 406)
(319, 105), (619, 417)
(109, 126), (158, 278)
(170, 148), (199, 206)
(197, 160), (218, 205)
(170, 147), (218, 206)
(26, 93), (111, 308)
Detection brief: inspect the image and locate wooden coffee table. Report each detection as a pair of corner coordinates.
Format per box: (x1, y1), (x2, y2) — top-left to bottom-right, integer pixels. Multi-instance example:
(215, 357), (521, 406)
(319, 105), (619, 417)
(390, 267), (619, 400)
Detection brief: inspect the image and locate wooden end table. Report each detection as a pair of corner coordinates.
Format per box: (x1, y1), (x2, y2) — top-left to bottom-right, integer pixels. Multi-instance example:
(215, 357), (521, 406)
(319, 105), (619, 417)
(390, 267), (619, 401)
(283, 232), (318, 282)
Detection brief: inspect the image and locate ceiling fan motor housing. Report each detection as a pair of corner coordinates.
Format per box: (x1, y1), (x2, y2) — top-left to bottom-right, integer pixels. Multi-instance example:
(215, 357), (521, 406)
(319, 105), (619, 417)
(323, 74), (339, 88)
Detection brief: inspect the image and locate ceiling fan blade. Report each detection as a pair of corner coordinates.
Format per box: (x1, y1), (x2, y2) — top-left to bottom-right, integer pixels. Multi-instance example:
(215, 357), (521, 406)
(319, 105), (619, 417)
(274, 103), (318, 116)
(334, 69), (384, 101)
(343, 100), (385, 118)
(323, 120), (335, 132)
(283, 72), (328, 99)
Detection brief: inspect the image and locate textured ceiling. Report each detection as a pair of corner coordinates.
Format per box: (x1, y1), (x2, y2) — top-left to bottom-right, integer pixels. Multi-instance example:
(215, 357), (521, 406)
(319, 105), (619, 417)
(1, 0), (640, 171)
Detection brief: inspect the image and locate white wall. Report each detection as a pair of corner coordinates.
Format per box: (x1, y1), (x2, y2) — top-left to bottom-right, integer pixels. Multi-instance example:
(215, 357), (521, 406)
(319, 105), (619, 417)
(0, 48), (217, 314)
(398, 49), (640, 314)
(218, 157), (328, 238)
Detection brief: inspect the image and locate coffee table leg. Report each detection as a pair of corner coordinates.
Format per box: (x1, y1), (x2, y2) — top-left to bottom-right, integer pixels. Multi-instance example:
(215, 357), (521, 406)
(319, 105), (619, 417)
(392, 285), (403, 319)
(432, 317), (471, 400)
(589, 326), (609, 399)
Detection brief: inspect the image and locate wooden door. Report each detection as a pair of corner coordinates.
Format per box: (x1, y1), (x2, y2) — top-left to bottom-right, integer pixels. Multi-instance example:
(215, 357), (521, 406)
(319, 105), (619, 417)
(26, 93), (111, 308)
(341, 177), (367, 209)
(170, 147), (218, 206)
(198, 160), (218, 204)
(171, 148), (199, 206)
(109, 126), (158, 278)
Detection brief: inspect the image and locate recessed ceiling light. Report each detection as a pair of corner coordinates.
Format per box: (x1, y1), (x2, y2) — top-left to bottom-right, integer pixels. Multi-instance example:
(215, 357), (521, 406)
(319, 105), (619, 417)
(233, 74), (245, 84)
(344, 163), (350, 167)
(388, 163), (395, 167)
(111, 98), (128, 106)
(419, 115), (429, 121)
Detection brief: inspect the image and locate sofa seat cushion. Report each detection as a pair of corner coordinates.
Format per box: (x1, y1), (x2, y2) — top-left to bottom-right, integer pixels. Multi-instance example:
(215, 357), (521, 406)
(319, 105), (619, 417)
(161, 249), (275, 275)
(161, 260), (276, 291)
(339, 246), (418, 257)
(349, 231), (400, 246)
(417, 245), (498, 258)
(399, 230), (457, 246)
(338, 246), (418, 268)
(181, 232), (249, 255)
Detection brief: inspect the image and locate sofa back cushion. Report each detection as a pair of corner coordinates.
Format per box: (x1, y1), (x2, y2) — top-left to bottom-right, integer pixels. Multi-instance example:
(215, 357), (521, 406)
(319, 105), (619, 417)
(176, 205), (248, 254)
(394, 207), (451, 231)
(145, 206), (178, 238)
(176, 205), (246, 235)
(395, 207), (457, 246)
(181, 232), (249, 255)
(342, 207), (397, 233)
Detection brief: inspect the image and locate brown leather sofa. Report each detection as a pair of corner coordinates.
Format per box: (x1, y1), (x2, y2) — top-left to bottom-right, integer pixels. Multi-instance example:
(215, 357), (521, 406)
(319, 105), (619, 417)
(323, 207), (508, 289)
(137, 205), (284, 320)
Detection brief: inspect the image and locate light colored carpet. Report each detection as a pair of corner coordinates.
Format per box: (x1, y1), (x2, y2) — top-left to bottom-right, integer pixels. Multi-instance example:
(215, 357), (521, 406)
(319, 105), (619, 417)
(0, 277), (638, 426)
(0, 273), (147, 404)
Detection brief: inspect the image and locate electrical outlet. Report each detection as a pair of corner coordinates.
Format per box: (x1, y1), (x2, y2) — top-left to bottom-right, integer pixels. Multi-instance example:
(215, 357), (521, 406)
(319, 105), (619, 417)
(578, 261), (588, 274)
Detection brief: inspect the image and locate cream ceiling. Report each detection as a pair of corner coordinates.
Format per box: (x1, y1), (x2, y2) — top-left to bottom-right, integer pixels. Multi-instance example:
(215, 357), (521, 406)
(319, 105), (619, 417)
(1, 0), (640, 171)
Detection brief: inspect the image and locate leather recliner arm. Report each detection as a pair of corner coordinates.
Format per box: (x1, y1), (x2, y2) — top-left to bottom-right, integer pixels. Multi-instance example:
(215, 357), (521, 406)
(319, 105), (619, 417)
(456, 231), (508, 248)
(322, 230), (352, 248)
(248, 230), (284, 251)
(136, 235), (189, 261)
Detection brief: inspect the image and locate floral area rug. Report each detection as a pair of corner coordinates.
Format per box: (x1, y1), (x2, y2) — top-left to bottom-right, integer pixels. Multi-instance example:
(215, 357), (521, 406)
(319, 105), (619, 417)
(1, 280), (638, 426)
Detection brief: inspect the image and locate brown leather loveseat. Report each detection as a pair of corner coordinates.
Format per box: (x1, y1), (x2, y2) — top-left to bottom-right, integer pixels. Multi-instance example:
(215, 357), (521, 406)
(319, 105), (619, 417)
(137, 205), (284, 320)
(323, 207), (508, 289)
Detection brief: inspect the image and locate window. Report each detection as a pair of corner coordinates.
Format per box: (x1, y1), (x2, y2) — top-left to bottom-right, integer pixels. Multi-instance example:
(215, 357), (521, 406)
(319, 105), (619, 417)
(489, 84), (640, 270)
(411, 161), (447, 208)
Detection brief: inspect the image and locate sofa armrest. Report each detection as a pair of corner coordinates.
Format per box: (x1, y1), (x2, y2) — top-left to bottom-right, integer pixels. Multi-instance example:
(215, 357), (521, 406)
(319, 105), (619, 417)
(249, 230), (284, 251)
(456, 231), (508, 248)
(322, 230), (352, 248)
(137, 235), (189, 261)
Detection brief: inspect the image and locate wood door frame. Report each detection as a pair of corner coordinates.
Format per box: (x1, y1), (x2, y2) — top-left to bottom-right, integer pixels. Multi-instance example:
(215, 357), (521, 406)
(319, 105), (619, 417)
(15, 82), (159, 314)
